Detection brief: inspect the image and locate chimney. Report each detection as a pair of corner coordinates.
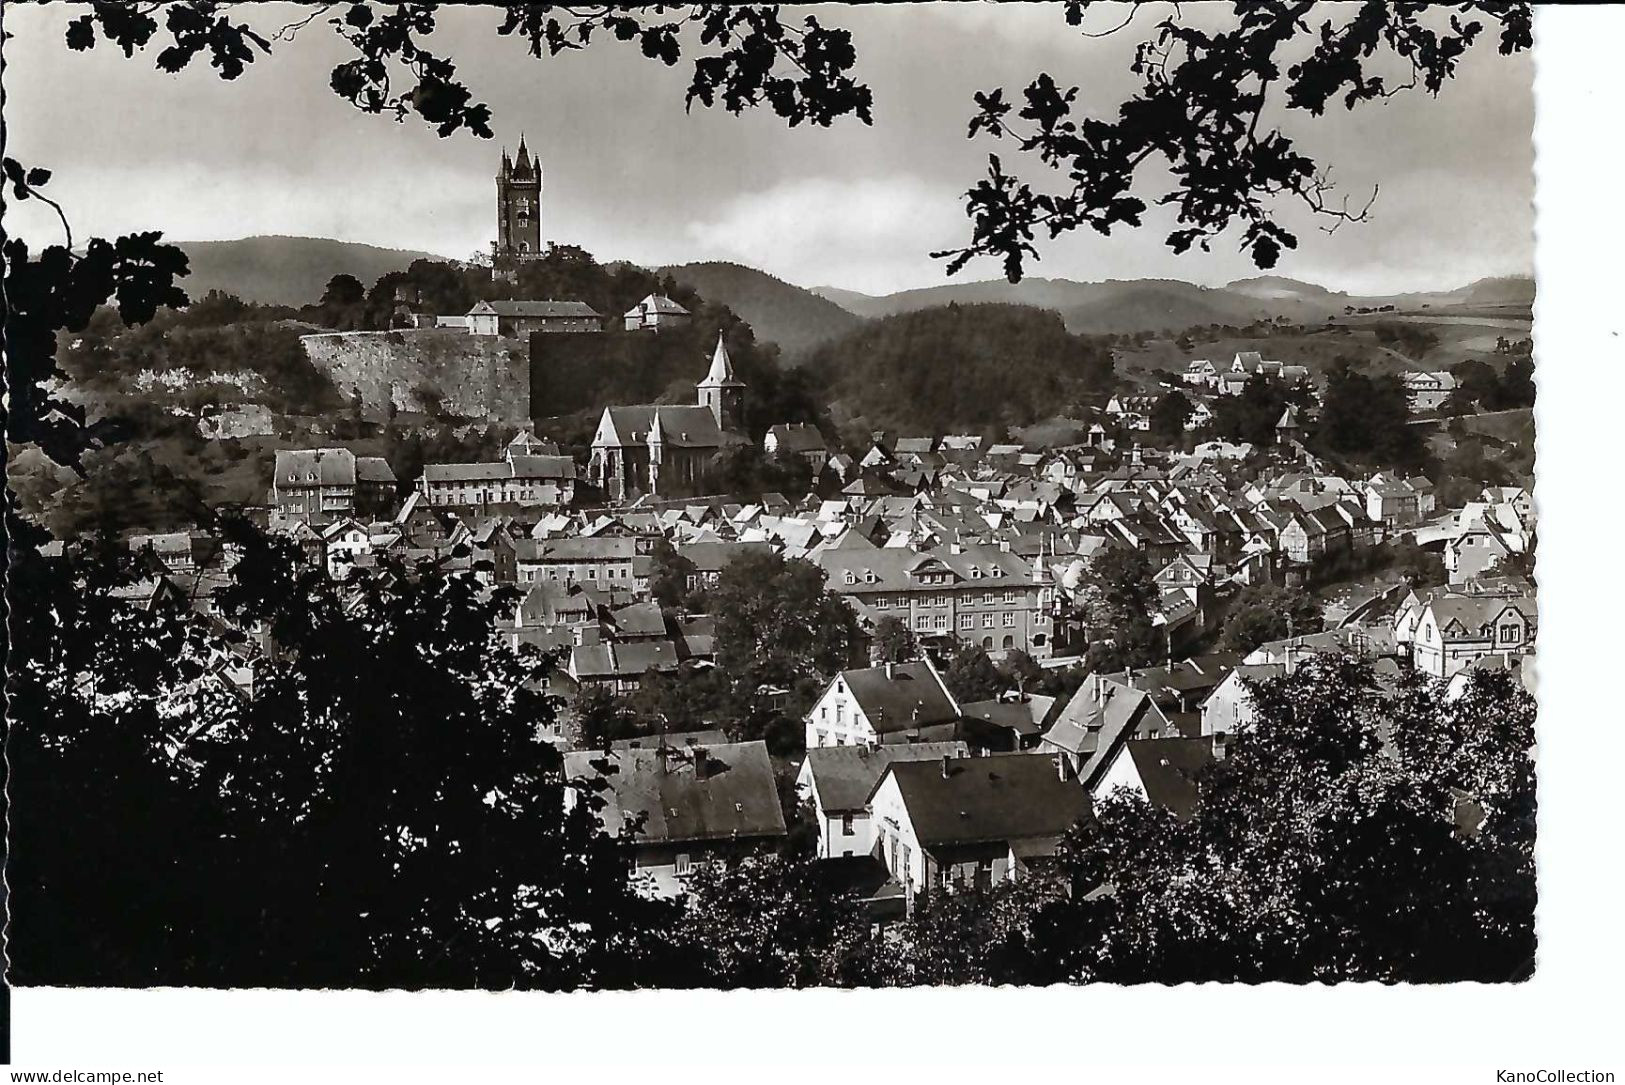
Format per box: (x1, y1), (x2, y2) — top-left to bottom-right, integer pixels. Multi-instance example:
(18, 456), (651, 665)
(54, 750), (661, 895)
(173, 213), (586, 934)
(693, 747), (709, 775)
(941, 754), (952, 780)
(1054, 752), (1074, 782)
(885, 661), (895, 680)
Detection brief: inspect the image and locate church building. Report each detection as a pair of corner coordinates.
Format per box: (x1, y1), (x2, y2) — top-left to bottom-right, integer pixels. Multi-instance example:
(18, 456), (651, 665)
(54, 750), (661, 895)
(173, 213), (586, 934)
(587, 334), (750, 501)
(492, 136), (544, 278)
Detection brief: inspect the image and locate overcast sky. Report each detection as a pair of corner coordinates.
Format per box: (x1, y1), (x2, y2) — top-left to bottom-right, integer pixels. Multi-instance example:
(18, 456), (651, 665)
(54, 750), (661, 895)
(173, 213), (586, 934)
(3, 2), (1534, 295)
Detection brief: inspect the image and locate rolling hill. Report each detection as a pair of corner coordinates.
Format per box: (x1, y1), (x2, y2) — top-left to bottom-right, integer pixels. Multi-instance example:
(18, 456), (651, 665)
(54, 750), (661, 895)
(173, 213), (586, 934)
(805, 302), (1115, 436)
(659, 261), (864, 359)
(809, 274), (1535, 335)
(173, 236), (445, 308)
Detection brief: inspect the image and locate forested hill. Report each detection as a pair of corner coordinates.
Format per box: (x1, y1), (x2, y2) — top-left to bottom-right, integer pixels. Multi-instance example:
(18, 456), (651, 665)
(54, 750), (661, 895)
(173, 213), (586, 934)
(175, 236), (443, 307)
(660, 261), (864, 359)
(807, 303), (1114, 436)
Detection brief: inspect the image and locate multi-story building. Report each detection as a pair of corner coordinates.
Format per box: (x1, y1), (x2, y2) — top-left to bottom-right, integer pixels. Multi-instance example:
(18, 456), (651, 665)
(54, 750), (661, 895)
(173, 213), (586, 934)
(419, 448), (576, 508)
(813, 542), (1056, 657)
(270, 448), (397, 525)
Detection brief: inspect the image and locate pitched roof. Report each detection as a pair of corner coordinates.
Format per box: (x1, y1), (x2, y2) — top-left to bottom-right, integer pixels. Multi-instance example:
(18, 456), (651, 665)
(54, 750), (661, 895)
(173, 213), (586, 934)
(472, 299), (601, 319)
(837, 660), (959, 734)
(957, 695), (1059, 737)
(627, 293), (690, 317)
(563, 741), (787, 845)
(274, 448), (357, 487)
(699, 333), (744, 387)
(881, 752), (1092, 847)
(802, 741), (970, 814)
(766, 422), (829, 453)
(569, 639), (678, 679)
(1121, 738), (1218, 820)
(598, 404), (732, 449)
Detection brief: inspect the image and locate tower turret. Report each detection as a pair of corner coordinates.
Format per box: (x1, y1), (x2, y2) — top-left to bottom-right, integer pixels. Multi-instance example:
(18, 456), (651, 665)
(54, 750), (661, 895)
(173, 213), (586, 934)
(492, 134), (543, 273)
(696, 333), (746, 433)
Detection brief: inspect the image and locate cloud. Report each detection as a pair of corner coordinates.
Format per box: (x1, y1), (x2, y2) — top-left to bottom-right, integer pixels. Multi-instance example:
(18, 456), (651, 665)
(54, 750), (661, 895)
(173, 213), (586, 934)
(681, 175), (968, 293)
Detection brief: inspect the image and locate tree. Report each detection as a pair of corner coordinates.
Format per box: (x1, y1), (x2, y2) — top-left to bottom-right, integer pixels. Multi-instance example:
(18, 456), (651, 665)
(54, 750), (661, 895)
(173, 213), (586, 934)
(1219, 583), (1324, 654)
(646, 538), (697, 610)
(707, 551), (863, 702)
(1313, 359), (1424, 471)
(318, 272), (367, 329)
(674, 856), (881, 988)
(872, 616), (918, 665)
(1451, 358), (1500, 410)
(939, 2), (1530, 279)
(1211, 373), (1292, 447)
(1148, 389), (1194, 443)
(941, 642), (1005, 703)
(1046, 656), (1535, 983)
(1071, 547), (1162, 671)
(6, 523), (681, 988)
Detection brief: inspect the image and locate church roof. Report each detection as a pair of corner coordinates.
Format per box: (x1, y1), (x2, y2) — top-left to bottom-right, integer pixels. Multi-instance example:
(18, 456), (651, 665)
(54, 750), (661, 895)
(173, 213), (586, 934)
(597, 404), (740, 449)
(698, 333), (744, 387)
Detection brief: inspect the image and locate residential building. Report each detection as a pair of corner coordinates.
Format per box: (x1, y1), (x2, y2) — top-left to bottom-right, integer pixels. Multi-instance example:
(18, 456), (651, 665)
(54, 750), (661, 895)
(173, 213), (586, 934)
(466, 298), (603, 337)
(763, 422), (830, 471)
(1403, 370), (1459, 412)
(795, 741), (968, 859)
(270, 448), (397, 524)
(1409, 593), (1536, 679)
(623, 293), (692, 332)
(419, 449), (576, 508)
(813, 543), (1056, 657)
(867, 752), (1092, 911)
(515, 536), (643, 589)
(562, 741), (786, 898)
(805, 660), (961, 750)
(1092, 736), (1223, 821)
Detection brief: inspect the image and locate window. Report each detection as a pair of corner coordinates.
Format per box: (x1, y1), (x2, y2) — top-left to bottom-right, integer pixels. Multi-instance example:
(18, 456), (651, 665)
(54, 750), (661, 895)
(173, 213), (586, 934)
(841, 814), (855, 836)
(983, 614), (995, 628)
(843, 571), (856, 585)
(1500, 622), (1520, 643)
(1004, 612), (1016, 627)
(916, 615), (931, 632)
(960, 614), (974, 630)
(935, 614), (948, 631)
(1004, 589), (1017, 604)
(815, 730), (828, 747)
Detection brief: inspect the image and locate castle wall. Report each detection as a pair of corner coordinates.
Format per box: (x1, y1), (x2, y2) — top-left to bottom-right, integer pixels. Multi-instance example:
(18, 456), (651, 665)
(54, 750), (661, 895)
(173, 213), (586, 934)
(300, 330), (530, 423)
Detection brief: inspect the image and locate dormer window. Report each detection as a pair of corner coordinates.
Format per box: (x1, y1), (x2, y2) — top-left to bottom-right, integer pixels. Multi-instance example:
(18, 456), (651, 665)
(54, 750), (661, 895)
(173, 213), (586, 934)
(863, 570), (877, 584)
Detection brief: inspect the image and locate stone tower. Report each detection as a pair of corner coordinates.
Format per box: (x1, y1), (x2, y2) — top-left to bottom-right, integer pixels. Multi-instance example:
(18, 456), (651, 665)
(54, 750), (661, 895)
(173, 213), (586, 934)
(697, 332), (746, 433)
(492, 136), (543, 273)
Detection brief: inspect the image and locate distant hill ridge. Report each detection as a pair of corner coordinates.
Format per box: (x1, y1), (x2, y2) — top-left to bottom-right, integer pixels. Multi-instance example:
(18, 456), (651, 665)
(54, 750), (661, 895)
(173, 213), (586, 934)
(658, 260), (864, 360)
(807, 273), (1534, 335)
(174, 235), (445, 308)
(168, 236), (1531, 351)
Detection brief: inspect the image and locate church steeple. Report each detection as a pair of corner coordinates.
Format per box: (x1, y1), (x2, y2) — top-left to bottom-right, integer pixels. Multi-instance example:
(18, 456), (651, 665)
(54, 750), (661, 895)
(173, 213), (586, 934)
(696, 332), (745, 432)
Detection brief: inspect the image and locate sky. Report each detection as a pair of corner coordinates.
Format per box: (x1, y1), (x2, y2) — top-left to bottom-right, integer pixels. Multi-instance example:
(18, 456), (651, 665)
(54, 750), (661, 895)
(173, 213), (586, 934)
(2, 2), (1535, 296)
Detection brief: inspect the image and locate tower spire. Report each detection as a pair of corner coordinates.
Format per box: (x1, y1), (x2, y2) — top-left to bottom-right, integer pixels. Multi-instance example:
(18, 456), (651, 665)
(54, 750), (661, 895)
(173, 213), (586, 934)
(700, 332), (742, 387)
